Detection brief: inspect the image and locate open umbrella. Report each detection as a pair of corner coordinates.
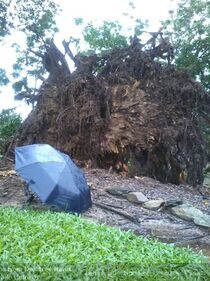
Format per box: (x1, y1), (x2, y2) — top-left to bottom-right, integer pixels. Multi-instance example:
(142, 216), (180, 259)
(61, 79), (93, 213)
(15, 144), (92, 213)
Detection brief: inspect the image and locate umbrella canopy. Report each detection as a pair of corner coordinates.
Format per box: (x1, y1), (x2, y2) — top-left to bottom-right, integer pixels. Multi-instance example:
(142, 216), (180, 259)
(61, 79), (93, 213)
(15, 144), (92, 213)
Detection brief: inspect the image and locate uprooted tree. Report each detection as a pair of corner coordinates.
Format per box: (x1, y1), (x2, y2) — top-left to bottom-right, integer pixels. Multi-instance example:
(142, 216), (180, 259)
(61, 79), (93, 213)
(10, 30), (210, 187)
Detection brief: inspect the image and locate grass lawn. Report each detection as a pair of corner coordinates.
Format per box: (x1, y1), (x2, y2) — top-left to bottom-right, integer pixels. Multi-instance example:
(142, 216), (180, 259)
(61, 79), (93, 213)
(0, 206), (209, 280)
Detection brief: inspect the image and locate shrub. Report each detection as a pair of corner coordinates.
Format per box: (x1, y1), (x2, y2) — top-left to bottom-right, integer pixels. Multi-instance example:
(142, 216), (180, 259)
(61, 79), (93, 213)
(0, 108), (22, 156)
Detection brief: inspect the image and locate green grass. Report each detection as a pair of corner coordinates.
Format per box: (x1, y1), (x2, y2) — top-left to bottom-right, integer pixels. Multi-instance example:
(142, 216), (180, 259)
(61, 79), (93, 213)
(0, 207), (209, 281)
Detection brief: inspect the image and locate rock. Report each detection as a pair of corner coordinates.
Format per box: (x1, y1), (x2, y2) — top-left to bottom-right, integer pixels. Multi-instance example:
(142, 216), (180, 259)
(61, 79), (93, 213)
(127, 192), (148, 204)
(193, 214), (210, 228)
(143, 199), (165, 210)
(141, 220), (206, 244)
(2, 192), (8, 197)
(171, 204), (203, 221)
(163, 199), (183, 208)
(171, 204), (210, 228)
(203, 172), (210, 188)
(106, 187), (134, 198)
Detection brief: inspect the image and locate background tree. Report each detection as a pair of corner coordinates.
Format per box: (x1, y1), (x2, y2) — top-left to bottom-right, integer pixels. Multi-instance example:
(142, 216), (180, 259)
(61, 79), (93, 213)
(163, 0), (210, 89)
(162, 0), (210, 160)
(0, 0), (60, 104)
(81, 21), (129, 54)
(73, 1), (147, 56)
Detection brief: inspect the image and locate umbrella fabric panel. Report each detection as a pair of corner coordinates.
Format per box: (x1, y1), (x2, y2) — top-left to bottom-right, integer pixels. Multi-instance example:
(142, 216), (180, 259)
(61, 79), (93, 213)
(15, 144), (64, 170)
(61, 154), (86, 188)
(70, 164), (92, 209)
(61, 153), (88, 192)
(55, 163), (80, 193)
(49, 162), (92, 212)
(57, 152), (92, 212)
(16, 162), (66, 202)
(46, 186), (81, 212)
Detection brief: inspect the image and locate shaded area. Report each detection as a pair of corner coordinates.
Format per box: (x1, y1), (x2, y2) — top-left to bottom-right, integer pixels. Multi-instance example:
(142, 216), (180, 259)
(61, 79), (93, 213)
(11, 36), (210, 186)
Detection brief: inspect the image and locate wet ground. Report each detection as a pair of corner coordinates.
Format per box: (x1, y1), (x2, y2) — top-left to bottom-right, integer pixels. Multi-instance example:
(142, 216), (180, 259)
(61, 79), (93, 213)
(0, 166), (210, 259)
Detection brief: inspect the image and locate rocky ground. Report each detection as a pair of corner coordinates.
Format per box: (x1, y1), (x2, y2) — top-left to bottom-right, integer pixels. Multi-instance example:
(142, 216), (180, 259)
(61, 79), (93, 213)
(1, 166), (210, 258)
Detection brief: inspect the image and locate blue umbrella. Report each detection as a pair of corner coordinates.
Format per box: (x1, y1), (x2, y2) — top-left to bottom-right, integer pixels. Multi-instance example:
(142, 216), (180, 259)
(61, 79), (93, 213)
(15, 144), (92, 213)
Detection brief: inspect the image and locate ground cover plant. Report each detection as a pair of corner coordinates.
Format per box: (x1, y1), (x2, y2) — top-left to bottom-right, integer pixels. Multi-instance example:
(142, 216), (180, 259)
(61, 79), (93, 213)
(0, 207), (209, 280)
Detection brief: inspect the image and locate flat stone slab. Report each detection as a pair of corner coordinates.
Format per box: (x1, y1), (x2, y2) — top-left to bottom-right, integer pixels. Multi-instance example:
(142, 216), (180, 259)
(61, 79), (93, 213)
(171, 204), (210, 228)
(105, 187), (135, 197)
(141, 219), (208, 244)
(127, 192), (148, 203)
(143, 199), (165, 210)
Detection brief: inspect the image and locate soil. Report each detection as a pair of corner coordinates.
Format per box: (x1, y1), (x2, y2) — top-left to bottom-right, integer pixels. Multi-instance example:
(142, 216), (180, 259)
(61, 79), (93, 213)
(1, 165), (210, 259)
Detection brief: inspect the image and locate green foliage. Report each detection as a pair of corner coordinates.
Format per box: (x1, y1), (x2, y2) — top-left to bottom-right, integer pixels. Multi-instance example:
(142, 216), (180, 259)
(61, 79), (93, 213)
(0, 0), (60, 103)
(74, 17), (83, 26)
(1, 0), (59, 40)
(0, 68), (9, 86)
(0, 0), (11, 38)
(163, 0), (210, 89)
(0, 108), (22, 155)
(133, 18), (147, 37)
(74, 12), (147, 55)
(163, 0), (210, 155)
(0, 207), (209, 280)
(0, 108), (22, 139)
(82, 21), (128, 54)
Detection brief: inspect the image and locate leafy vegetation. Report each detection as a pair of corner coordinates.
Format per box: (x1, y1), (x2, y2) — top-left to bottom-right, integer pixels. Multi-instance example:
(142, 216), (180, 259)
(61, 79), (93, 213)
(0, 207), (209, 280)
(162, 0), (210, 158)
(0, 108), (21, 139)
(82, 21), (129, 54)
(163, 0), (210, 89)
(0, 0), (60, 104)
(72, 1), (147, 55)
(0, 108), (22, 155)
(74, 15), (147, 55)
(0, 68), (9, 86)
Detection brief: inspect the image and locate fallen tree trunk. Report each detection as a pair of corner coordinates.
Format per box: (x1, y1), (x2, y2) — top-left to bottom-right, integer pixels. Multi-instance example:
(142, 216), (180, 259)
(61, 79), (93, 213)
(14, 37), (210, 186)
